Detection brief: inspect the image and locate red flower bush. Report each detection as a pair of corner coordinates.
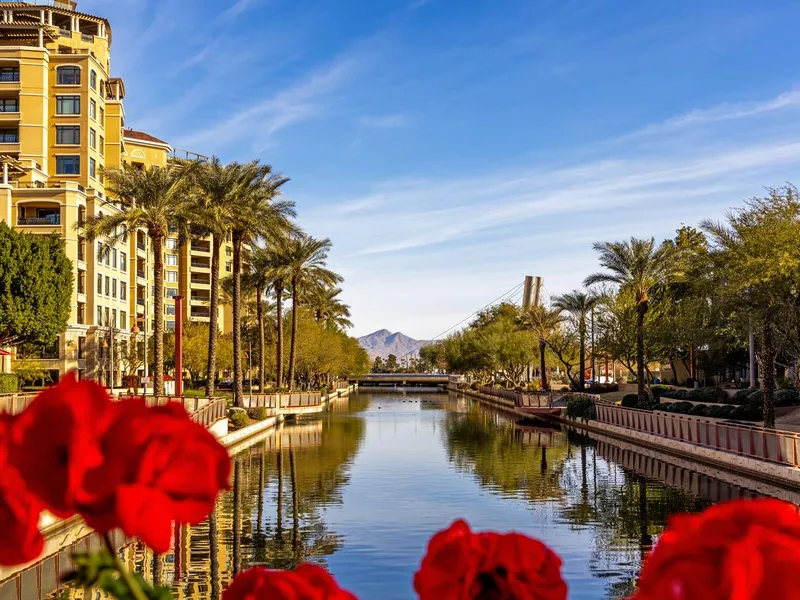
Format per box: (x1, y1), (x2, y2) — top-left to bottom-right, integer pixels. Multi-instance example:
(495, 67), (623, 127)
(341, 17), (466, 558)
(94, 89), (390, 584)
(0, 414), (44, 566)
(414, 520), (567, 600)
(79, 398), (231, 553)
(631, 498), (800, 600)
(6, 373), (113, 516)
(223, 564), (357, 600)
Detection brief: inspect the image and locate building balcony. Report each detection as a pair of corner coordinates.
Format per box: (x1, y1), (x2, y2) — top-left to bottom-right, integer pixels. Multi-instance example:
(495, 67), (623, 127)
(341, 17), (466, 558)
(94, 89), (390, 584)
(190, 293), (210, 303)
(136, 269), (145, 280)
(17, 214), (60, 226)
(190, 259), (210, 270)
(190, 242), (211, 253)
(136, 241), (145, 251)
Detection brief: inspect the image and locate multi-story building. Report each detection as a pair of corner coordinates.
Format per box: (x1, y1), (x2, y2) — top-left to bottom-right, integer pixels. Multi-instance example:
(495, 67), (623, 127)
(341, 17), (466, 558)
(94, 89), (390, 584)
(0, 0), (232, 385)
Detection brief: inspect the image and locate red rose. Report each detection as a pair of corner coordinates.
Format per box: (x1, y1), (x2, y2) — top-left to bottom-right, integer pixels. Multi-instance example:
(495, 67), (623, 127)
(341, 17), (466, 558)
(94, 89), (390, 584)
(414, 520), (567, 600)
(0, 414), (44, 566)
(223, 564), (357, 600)
(632, 498), (800, 600)
(80, 399), (231, 553)
(6, 374), (113, 517)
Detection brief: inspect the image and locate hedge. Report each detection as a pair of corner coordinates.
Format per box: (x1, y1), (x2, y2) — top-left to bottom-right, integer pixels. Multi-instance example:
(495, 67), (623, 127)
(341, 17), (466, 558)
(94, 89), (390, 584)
(731, 388), (759, 405)
(0, 373), (18, 393)
(566, 397), (596, 421)
(687, 386), (728, 403)
(621, 394), (639, 408)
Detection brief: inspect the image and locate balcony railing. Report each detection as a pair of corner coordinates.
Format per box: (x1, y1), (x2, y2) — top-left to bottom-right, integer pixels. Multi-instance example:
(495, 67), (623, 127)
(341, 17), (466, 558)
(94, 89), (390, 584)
(190, 261), (210, 269)
(18, 215), (60, 226)
(136, 269), (145, 279)
(136, 298), (145, 306)
(136, 241), (146, 251)
(59, 28), (72, 38)
(81, 33), (94, 42)
(0, 72), (20, 83)
(190, 244), (210, 253)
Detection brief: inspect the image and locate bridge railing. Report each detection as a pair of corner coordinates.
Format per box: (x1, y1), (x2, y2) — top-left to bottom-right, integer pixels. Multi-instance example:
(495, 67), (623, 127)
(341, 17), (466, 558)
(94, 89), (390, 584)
(241, 392), (322, 409)
(476, 385), (553, 408)
(594, 402), (800, 468)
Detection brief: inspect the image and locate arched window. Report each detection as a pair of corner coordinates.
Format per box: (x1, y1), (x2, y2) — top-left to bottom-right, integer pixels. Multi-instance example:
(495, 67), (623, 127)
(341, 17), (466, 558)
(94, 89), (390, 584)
(78, 205), (86, 226)
(90, 70), (97, 90)
(56, 66), (80, 85)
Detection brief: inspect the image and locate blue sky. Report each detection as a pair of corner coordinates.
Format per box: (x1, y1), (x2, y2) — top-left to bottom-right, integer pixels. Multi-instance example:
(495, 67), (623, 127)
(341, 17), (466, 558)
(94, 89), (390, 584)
(82, 0), (800, 339)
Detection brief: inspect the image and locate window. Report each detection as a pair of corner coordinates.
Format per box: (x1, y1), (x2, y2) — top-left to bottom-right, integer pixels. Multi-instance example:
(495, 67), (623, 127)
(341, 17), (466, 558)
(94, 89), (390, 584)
(111, 309), (116, 329)
(104, 276), (110, 296)
(120, 282), (127, 301)
(89, 99), (96, 120)
(165, 321), (175, 332)
(89, 128), (96, 149)
(120, 226), (126, 243)
(56, 125), (80, 145)
(104, 247), (110, 266)
(0, 129), (18, 143)
(166, 288), (177, 298)
(97, 306), (103, 326)
(111, 248), (117, 268)
(120, 311), (126, 330)
(99, 136), (105, 153)
(77, 270), (85, 294)
(166, 254), (178, 266)
(166, 238), (178, 250)
(77, 303), (85, 325)
(120, 251), (127, 271)
(97, 241), (103, 263)
(97, 273), (102, 292)
(166, 270), (178, 283)
(226, 261), (232, 273)
(0, 67), (19, 82)
(56, 96), (80, 114)
(226, 246), (232, 257)
(56, 155), (80, 175)
(111, 278), (117, 298)
(0, 99), (18, 112)
(56, 66), (80, 85)
(89, 158), (96, 178)
(104, 307), (109, 327)
(78, 336), (86, 359)
(78, 237), (86, 261)
(166, 304), (175, 316)
(90, 70), (97, 90)
(100, 106), (105, 123)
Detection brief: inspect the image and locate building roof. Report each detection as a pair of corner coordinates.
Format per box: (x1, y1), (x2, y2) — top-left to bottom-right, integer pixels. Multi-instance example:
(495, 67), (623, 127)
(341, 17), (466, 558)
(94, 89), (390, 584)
(123, 128), (170, 147)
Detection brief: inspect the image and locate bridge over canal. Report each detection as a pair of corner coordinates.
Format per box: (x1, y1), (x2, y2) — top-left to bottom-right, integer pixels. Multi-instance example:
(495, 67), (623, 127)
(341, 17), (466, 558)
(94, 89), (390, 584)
(349, 373), (451, 387)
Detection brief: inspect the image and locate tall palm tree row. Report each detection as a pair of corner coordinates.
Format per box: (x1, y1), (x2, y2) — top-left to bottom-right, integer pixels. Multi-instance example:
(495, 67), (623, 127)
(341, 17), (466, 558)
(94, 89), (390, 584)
(283, 236), (342, 390)
(584, 238), (680, 402)
(83, 163), (196, 396)
(552, 290), (599, 392)
(305, 285), (353, 331)
(227, 162), (295, 406)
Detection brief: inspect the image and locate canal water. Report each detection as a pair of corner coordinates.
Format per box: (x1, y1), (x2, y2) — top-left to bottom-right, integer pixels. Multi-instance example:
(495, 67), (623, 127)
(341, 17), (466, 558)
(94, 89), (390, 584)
(4, 391), (797, 600)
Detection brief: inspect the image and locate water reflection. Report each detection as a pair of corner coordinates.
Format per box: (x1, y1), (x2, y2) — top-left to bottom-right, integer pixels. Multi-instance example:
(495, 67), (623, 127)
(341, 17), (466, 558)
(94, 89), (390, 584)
(3, 392), (795, 600)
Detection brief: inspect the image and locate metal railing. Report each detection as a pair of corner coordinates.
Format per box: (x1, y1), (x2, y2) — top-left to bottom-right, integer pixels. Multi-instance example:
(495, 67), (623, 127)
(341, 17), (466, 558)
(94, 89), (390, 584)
(476, 385), (553, 408)
(17, 215), (60, 226)
(594, 403), (800, 468)
(136, 269), (145, 279)
(136, 241), (145, 251)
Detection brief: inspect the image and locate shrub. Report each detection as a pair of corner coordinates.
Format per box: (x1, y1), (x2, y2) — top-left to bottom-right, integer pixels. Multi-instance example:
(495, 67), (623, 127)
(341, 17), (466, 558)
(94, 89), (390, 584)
(778, 376), (795, 390)
(716, 405), (736, 419)
(688, 404), (709, 417)
(670, 401), (694, 414)
(663, 389), (690, 400)
(247, 407), (268, 421)
(687, 386), (728, 403)
(560, 386), (570, 393)
(774, 389), (800, 407)
(621, 394), (639, 408)
(526, 381), (540, 392)
(650, 385), (671, 399)
(638, 401), (658, 411)
(747, 390), (763, 405)
(586, 382), (619, 394)
(731, 388), (758, 405)
(706, 405), (723, 418)
(566, 397), (596, 421)
(228, 409), (249, 429)
(0, 373), (18, 393)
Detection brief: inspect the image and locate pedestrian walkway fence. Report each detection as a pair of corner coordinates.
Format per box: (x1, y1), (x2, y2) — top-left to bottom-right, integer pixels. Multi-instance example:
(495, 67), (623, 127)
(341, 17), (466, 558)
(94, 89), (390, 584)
(240, 391), (322, 409)
(594, 402), (800, 468)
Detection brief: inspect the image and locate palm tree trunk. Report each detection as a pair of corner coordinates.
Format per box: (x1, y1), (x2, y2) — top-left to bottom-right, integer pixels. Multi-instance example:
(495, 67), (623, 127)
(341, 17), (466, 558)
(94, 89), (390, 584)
(256, 288), (265, 392)
(761, 309), (776, 429)
(287, 278), (298, 391)
(232, 230), (244, 407)
(205, 233), (222, 397)
(578, 321), (585, 392)
(276, 283), (284, 389)
(539, 338), (548, 391)
(152, 234), (165, 396)
(636, 302), (647, 402)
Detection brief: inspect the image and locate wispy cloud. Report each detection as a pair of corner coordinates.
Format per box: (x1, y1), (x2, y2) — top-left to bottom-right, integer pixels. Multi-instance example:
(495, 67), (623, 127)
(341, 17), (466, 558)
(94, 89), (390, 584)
(358, 113), (412, 128)
(176, 52), (362, 152)
(221, 0), (266, 21)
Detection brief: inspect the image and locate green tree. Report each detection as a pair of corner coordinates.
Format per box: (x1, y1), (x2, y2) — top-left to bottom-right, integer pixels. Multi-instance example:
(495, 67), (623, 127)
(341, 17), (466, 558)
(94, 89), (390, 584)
(0, 224), (72, 347)
(553, 291), (599, 391)
(306, 285), (352, 331)
(701, 185), (800, 428)
(372, 356), (385, 373)
(283, 235), (341, 390)
(518, 304), (563, 390)
(385, 354), (400, 372)
(84, 163), (195, 395)
(585, 238), (680, 401)
(227, 161), (294, 405)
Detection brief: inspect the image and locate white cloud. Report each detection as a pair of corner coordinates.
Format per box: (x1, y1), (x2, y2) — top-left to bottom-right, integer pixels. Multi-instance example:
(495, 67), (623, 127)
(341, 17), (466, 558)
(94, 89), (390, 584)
(221, 0), (266, 20)
(358, 113), (412, 128)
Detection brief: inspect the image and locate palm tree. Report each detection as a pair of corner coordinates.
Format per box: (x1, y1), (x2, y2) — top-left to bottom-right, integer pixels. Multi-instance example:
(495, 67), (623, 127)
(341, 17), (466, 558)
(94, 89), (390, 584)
(83, 163), (195, 396)
(518, 304), (563, 391)
(283, 235), (341, 390)
(306, 285), (352, 331)
(190, 157), (244, 397)
(228, 162), (294, 406)
(584, 238), (679, 401)
(553, 290), (599, 391)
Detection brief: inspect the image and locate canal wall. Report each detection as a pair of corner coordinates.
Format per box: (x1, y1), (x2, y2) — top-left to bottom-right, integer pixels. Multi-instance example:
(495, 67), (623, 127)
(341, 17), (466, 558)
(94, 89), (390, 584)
(452, 385), (800, 490)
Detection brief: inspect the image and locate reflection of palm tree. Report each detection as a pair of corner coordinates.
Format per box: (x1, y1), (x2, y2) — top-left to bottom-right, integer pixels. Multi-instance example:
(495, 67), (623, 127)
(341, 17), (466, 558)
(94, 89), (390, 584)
(209, 510), (221, 600)
(233, 459), (242, 575)
(290, 446), (299, 558)
(276, 449), (284, 543)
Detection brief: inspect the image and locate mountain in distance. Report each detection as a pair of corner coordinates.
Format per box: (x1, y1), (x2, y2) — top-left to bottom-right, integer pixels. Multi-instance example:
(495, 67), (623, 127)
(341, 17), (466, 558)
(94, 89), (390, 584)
(357, 329), (432, 360)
